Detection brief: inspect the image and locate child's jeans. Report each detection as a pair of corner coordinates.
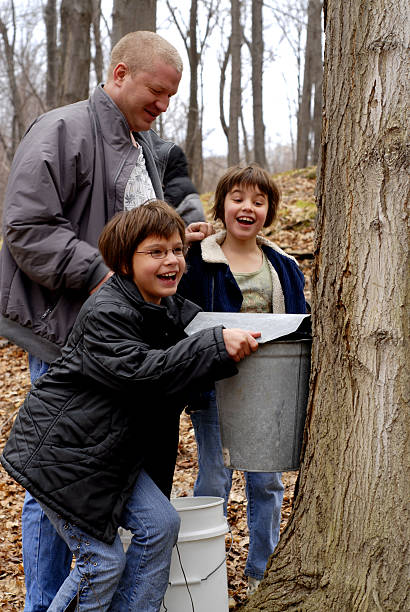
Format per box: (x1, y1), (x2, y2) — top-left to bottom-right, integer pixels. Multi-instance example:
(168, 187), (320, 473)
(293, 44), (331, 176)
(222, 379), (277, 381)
(38, 469), (180, 612)
(190, 392), (284, 580)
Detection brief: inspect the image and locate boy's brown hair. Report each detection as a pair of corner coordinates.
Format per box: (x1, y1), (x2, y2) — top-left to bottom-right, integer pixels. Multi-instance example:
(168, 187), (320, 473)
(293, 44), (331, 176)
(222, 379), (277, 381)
(212, 163), (280, 228)
(98, 200), (186, 276)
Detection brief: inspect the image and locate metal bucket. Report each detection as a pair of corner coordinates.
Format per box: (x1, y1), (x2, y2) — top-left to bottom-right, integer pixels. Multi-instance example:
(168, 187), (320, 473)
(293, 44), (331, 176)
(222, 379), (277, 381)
(185, 313), (312, 472)
(216, 338), (311, 472)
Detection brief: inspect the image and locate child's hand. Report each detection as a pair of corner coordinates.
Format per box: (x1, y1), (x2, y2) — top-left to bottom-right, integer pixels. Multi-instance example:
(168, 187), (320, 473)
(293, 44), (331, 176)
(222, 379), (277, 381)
(222, 329), (261, 362)
(185, 222), (215, 243)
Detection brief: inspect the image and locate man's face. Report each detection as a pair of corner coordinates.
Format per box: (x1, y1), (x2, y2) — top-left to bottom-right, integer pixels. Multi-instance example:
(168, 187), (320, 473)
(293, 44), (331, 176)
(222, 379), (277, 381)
(110, 61), (181, 132)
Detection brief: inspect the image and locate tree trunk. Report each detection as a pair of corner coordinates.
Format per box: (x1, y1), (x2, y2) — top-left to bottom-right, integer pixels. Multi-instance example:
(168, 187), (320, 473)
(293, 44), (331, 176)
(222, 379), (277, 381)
(219, 38), (230, 140)
(251, 0), (266, 167)
(44, 0), (58, 110)
(111, 0), (156, 47)
(185, 0), (203, 191)
(296, 0), (322, 168)
(228, 0), (241, 166)
(0, 7), (25, 160)
(59, 0), (92, 106)
(92, 0), (103, 84)
(241, 1), (409, 610)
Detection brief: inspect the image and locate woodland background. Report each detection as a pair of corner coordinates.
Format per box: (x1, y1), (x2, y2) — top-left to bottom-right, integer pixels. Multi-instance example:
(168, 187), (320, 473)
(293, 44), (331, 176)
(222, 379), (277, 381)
(0, 0), (323, 215)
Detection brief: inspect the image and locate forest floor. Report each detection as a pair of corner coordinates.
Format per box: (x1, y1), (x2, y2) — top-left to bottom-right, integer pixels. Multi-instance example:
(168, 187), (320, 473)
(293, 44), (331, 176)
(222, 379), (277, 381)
(0, 167), (316, 609)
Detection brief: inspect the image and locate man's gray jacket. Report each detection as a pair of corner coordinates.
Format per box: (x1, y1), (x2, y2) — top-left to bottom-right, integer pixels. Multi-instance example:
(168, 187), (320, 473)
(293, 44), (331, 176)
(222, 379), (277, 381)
(0, 85), (175, 363)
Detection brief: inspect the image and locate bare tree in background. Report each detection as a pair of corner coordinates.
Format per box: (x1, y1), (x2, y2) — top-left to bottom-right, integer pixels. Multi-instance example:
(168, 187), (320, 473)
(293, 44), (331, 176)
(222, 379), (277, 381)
(0, 1), (25, 161)
(92, 0), (103, 83)
(44, 0), (58, 110)
(251, 0), (266, 166)
(167, 0), (216, 192)
(59, 0), (93, 105)
(296, 0), (322, 167)
(268, 0), (308, 166)
(228, 0), (241, 165)
(111, 0), (156, 47)
(242, 0), (409, 609)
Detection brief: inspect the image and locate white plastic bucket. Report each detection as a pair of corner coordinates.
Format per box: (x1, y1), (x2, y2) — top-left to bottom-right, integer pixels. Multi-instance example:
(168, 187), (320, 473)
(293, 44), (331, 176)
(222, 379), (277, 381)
(160, 496), (229, 612)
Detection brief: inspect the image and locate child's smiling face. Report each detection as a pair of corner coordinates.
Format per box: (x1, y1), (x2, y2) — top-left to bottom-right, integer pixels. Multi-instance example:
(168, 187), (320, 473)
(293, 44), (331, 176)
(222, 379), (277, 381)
(131, 231), (186, 304)
(223, 184), (269, 240)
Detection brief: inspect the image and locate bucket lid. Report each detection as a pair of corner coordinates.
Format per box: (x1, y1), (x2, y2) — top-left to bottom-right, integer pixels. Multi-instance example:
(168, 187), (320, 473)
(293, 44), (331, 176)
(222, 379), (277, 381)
(185, 313), (311, 343)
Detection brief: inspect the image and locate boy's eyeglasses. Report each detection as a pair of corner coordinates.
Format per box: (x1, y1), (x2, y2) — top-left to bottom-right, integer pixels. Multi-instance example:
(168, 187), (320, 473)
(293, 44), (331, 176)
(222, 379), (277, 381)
(134, 246), (188, 259)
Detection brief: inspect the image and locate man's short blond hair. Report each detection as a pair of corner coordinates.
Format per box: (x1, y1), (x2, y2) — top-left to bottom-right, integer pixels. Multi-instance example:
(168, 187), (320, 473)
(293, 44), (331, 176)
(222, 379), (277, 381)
(107, 31), (183, 80)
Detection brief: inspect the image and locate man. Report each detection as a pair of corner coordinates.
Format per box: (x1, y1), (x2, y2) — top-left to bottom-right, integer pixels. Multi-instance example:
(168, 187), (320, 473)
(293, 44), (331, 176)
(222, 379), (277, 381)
(0, 30), (209, 612)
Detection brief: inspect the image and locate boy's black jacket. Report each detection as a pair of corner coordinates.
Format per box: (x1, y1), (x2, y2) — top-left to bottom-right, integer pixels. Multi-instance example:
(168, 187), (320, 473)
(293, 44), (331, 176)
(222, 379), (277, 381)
(1, 275), (236, 544)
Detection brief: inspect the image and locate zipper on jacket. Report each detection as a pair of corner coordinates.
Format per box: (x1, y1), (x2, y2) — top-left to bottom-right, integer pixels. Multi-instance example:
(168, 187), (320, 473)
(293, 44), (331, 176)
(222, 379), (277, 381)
(41, 302), (57, 320)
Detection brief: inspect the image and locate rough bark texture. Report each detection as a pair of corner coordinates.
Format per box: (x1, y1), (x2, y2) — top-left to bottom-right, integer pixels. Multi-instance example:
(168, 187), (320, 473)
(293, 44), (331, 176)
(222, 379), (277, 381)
(296, 0), (323, 168)
(112, 0), (156, 46)
(228, 0), (241, 166)
(251, 0), (266, 167)
(92, 0), (103, 84)
(44, 0), (58, 110)
(241, 1), (409, 610)
(59, 0), (92, 106)
(0, 8), (24, 160)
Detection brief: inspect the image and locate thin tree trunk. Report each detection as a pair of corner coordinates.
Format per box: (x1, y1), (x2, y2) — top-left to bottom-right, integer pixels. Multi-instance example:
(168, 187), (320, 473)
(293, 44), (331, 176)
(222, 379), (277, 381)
(228, 0), (241, 166)
(92, 0), (103, 84)
(185, 0), (203, 191)
(219, 39), (231, 140)
(241, 109), (250, 163)
(251, 0), (266, 167)
(241, 0), (409, 610)
(0, 5), (25, 159)
(59, 0), (92, 106)
(44, 0), (58, 110)
(296, 0), (323, 168)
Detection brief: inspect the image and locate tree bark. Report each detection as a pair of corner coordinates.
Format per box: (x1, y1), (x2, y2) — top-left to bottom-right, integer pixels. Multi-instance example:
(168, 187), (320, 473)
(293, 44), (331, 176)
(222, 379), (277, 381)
(219, 38), (230, 139)
(44, 0), (58, 110)
(296, 0), (323, 168)
(92, 0), (103, 84)
(59, 0), (92, 106)
(0, 4), (25, 160)
(251, 0), (266, 167)
(241, 0), (409, 610)
(228, 0), (241, 166)
(185, 0), (203, 191)
(111, 0), (156, 47)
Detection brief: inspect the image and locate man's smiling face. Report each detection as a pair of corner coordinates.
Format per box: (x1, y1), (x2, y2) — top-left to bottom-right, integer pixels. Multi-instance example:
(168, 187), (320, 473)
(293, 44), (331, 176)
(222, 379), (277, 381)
(110, 61), (181, 132)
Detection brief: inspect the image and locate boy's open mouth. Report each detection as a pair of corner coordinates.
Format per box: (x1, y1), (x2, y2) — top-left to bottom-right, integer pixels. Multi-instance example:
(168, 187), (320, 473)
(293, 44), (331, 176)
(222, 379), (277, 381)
(237, 216), (255, 225)
(157, 272), (177, 281)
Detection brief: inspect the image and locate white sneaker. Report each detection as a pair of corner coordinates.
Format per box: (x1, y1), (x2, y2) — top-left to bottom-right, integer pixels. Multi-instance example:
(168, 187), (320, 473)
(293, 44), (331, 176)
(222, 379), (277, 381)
(247, 576), (261, 596)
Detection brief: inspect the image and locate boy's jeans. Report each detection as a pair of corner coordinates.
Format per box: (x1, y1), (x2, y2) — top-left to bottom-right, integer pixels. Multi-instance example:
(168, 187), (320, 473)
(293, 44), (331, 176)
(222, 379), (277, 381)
(190, 393), (284, 580)
(22, 356), (72, 612)
(38, 469), (180, 612)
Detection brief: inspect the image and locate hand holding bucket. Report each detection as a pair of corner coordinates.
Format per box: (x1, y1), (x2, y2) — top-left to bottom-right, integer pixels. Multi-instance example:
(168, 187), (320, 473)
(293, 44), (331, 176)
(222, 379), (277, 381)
(222, 329), (260, 362)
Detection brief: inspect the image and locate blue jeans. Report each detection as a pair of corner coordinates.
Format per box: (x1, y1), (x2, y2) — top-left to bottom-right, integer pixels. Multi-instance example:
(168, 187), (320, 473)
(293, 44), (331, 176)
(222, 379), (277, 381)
(190, 394), (284, 580)
(38, 469), (180, 611)
(22, 356), (72, 612)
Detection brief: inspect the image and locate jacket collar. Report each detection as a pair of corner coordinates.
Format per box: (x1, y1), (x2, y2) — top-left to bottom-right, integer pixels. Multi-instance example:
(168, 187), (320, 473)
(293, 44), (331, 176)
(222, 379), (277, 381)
(200, 230), (296, 264)
(112, 274), (201, 328)
(91, 85), (133, 150)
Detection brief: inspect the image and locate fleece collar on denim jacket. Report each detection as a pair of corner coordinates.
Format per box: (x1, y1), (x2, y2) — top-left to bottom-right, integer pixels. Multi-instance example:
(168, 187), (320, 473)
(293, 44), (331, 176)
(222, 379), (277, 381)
(200, 230), (298, 265)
